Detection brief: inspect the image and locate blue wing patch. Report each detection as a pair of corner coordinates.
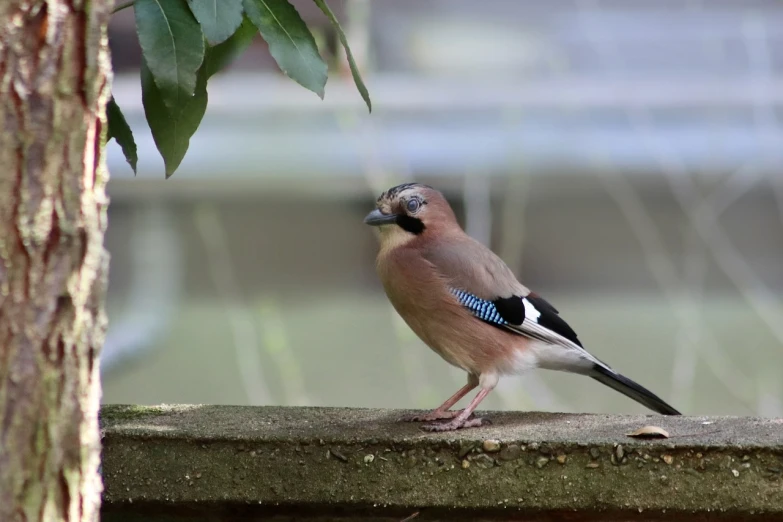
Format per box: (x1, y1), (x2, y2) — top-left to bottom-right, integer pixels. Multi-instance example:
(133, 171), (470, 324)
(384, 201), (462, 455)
(450, 289), (509, 326)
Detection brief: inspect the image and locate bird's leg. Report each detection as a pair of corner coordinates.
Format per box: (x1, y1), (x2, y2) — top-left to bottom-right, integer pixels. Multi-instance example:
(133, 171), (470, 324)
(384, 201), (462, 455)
(422, 374), (496, 432)
(400, 375), (478, 422)
(421, 388), (491, 431)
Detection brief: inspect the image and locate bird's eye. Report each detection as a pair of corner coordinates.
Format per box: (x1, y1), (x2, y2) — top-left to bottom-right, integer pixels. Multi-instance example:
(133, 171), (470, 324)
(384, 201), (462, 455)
(406, 198), (421, 213)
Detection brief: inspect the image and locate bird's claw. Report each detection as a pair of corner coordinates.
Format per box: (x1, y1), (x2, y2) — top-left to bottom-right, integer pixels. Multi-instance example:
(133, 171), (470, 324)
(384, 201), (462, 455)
(399, 410), (462, 423)
(421, 416), (490, 432)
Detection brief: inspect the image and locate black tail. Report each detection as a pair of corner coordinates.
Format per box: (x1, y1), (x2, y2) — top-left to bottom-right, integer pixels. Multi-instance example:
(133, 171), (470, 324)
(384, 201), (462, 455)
(590, 364), (681, 415)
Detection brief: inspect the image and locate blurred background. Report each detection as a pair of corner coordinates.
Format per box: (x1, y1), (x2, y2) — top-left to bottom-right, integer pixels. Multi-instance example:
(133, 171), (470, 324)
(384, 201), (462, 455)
(103, 0), (783, 417)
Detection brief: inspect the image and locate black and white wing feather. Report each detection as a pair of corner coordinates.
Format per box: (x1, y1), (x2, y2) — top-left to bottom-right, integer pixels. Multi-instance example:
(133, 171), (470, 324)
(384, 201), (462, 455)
(450, 288), (592, 356)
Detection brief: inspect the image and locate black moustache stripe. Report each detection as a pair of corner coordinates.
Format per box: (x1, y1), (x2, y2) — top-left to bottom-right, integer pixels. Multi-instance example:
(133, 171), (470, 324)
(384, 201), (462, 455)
(395, 214), (425, 234)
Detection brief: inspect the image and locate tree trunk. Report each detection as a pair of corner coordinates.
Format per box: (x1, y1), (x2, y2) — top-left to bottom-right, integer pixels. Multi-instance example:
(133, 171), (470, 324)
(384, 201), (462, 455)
(0, 1), (112, 521)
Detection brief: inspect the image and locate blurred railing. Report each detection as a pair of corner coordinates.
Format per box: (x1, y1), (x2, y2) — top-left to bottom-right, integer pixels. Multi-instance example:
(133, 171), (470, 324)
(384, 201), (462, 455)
(107, 73), (783, 192)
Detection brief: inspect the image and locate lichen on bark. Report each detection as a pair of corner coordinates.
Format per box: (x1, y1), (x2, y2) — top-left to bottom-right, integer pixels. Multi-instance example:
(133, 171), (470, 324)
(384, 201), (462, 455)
(0, 1), (112, 521)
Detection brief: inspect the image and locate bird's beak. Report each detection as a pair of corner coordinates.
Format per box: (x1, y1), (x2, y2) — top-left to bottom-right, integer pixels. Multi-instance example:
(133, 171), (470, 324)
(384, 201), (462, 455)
(364, 209), (398, 227)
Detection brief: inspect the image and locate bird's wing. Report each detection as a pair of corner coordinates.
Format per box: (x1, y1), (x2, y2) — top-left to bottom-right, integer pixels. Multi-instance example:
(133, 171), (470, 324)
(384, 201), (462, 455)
(421, 234), (603, 366)
(449, 287), (605, 366)
(449, 288), (575, 345)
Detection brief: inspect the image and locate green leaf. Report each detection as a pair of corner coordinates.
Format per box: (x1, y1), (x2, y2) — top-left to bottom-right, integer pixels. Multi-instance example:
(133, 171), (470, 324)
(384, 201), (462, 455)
(204, 16), (258, 78)
(187, 0), (244, 45)
(313, 0), (371, 112)
(141, 60), (208, 178)
(135, 0), (205, 112)
(106, 97), (138, 174)
(243, 0), (327, 98)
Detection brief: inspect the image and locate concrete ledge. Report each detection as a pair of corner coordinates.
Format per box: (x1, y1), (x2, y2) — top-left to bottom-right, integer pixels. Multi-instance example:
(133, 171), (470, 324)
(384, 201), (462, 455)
(100, 405), (783, 521)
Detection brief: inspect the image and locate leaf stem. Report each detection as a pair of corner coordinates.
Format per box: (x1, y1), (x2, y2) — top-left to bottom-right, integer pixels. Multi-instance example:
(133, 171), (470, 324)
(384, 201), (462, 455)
(112, 0), (135, 14)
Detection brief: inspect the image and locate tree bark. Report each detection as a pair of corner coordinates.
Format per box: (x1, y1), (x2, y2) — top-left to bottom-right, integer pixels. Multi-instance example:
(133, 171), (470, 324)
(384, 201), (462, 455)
(0, 1), (111, 521)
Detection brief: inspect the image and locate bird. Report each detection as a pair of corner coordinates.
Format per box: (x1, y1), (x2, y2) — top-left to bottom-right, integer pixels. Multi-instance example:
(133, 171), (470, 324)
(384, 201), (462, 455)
(364, 182), (681, 432)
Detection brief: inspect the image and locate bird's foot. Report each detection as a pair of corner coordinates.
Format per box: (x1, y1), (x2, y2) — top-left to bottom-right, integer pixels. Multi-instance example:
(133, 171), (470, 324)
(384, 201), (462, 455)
(421, 416), (491, 432)
(399, 409), (462, 423)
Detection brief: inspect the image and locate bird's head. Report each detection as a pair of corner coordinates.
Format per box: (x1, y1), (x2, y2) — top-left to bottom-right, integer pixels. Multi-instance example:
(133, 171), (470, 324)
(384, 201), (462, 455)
(364, 183), (458, 247)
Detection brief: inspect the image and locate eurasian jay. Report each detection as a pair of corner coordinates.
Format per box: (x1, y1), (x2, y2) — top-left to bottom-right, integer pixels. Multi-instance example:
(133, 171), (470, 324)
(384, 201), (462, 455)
(365, 183), (681, 432)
